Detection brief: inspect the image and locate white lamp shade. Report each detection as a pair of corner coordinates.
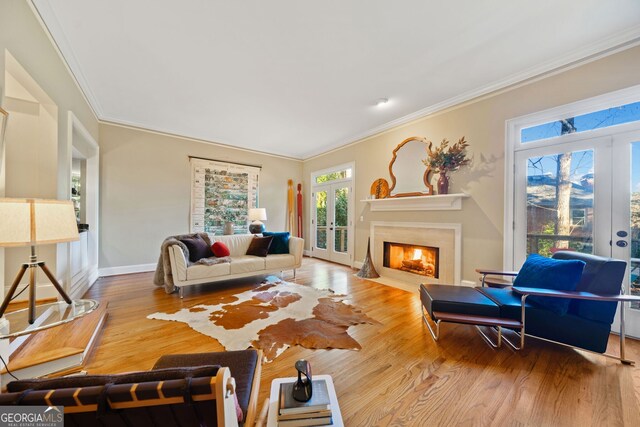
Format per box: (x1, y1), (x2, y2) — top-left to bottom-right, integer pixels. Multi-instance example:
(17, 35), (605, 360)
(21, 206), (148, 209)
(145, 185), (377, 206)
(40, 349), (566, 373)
(248, 208), (267, 221)
(0, 198), (79, 246)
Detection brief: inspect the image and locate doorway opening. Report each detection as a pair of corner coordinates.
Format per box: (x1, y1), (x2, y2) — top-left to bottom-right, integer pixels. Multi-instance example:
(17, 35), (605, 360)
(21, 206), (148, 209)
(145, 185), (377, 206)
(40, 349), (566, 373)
(310, 163), (354, 266)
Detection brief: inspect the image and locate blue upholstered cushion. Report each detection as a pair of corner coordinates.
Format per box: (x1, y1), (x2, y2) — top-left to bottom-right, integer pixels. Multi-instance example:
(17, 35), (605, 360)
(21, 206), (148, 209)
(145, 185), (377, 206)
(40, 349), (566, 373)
(262, 231), (290, 254)
(553, 251), (626, 325)
(512, 254), (585, 316)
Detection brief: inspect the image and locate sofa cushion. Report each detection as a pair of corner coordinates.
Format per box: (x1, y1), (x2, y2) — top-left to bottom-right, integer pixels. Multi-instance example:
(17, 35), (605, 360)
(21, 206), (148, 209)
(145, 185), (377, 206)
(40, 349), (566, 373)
(553, 251), (626, 325)
(230, 255), (266, 274)
(209, 234), (255, 257)
(262, 231), (290, 254)
(153, 350), (259, 422)
(512, 254), (585, 316)
(246, 236), (273, 257)
(211, 241), (231, 257)
(420, 284), (500, 318)
(6, 366), (221, 392)
(266, 254), (297, 270)
(179, 235), (214, 262)
(186, 262), (231, 281)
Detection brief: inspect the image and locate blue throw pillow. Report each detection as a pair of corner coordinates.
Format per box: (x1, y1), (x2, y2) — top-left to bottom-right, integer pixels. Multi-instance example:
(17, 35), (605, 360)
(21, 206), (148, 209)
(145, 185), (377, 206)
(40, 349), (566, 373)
(512, 254), (585, 316)
(262, 231), (290, 254)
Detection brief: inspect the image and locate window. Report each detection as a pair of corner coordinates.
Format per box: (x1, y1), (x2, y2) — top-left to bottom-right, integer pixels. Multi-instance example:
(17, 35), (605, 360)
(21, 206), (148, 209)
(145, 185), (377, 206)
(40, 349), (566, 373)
(315, 168), (352, 184)
(521, 101), (640, 143)
(571, 208), (586, 227)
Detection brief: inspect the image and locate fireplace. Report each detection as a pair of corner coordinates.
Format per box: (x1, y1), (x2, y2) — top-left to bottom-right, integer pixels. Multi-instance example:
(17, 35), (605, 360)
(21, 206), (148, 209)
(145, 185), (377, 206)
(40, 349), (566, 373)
(369, 221), (461, 286)
(383, 242), (439, 278)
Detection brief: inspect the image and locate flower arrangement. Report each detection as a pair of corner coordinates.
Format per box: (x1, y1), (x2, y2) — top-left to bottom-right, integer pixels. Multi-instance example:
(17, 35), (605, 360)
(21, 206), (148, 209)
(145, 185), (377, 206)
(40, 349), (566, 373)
(422, 137), (470, 173)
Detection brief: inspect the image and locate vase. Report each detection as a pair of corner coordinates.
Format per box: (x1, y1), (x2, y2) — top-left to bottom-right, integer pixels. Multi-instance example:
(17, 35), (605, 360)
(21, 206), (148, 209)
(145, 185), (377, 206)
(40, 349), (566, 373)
(223, 221), (234, 235)
(437, 171), (449, 195)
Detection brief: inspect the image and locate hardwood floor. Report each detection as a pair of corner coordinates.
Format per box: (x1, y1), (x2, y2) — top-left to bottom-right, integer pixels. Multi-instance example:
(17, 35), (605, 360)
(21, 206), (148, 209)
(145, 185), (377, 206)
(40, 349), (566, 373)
(84, 258), (640, 426)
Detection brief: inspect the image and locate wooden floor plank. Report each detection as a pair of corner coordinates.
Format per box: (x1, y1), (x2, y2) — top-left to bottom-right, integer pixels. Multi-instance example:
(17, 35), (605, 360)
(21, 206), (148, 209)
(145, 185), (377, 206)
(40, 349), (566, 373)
(79, 258), (640, 426)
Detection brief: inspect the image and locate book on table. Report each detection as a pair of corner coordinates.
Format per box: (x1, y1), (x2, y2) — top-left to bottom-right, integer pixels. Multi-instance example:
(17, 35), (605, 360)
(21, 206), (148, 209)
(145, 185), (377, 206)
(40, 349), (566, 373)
(277, 416), (333, 427)
(279, 379), (332, 417)
(278, 409), (332, 421)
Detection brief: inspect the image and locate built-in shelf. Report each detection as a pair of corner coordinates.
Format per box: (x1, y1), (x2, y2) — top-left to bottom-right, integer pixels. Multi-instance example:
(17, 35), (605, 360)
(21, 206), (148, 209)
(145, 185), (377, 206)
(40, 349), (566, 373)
(360, 193), (470, 211)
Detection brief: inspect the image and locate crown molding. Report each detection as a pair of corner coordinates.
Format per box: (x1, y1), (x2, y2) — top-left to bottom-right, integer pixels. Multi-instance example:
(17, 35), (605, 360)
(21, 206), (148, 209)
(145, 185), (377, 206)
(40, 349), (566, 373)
(99, 118), (304, 162)
(302, 26), (640, 161)
(28, 0), (103, 120)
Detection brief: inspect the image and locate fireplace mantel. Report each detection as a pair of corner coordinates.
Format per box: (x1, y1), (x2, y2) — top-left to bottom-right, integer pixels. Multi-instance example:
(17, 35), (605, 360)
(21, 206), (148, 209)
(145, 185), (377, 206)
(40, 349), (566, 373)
(361, 193), (469, 211)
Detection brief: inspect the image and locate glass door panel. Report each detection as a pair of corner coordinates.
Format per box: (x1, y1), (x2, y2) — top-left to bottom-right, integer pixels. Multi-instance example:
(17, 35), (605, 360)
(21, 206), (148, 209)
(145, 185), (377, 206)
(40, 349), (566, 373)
(611, 135), (640, 338)
(525, 149), (594, 257)
(514, 136), (612, 269)
(631, 142), (640, 307)
(314, 189), (329, 258)
(334, 186), (349, 254)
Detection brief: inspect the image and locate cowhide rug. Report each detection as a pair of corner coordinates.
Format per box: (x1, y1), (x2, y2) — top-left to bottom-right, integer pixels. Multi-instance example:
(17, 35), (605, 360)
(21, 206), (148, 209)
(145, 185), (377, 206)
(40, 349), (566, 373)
(147, 277), (379, 361)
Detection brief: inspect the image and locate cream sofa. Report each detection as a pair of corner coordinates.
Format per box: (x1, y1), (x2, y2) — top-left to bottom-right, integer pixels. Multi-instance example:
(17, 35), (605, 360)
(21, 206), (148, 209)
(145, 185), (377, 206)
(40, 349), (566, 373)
(167, 234), (304, 297)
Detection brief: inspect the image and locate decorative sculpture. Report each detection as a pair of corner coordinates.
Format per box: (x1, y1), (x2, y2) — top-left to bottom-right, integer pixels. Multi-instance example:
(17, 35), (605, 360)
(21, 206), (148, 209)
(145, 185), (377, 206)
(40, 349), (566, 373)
(357, 238), (380, 279)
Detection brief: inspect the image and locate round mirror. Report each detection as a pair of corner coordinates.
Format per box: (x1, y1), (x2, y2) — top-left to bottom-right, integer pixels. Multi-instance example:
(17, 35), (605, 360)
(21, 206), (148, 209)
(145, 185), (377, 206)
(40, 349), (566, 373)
(388, 137), (434, 197)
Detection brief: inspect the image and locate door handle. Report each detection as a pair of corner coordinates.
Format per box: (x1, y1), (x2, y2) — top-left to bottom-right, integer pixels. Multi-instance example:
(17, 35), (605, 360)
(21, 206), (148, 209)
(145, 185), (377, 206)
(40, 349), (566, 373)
(616, 240), (628, 248)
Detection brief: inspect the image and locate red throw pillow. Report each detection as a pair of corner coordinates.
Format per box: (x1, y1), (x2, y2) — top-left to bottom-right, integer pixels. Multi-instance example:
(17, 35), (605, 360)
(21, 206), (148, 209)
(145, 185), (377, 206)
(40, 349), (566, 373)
(211, 241), (231, 257)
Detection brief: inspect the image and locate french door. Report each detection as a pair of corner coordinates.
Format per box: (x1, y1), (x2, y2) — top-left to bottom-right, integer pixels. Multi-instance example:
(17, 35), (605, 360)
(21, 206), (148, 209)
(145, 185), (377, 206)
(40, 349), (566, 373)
(514, 130), (640, 337)
(311, 182), (353, 265)
(611, 131), (640, 337)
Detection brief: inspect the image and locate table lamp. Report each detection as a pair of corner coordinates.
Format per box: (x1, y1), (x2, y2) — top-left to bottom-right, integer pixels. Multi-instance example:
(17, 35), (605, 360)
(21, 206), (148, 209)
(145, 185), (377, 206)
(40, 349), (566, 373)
(248, 208), (267, 234)
(0, 198), (77, 324)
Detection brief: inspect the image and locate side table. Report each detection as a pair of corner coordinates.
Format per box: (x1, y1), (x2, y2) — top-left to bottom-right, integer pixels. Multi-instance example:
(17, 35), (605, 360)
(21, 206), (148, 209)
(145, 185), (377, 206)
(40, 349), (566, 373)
(266, 374), (344, 427)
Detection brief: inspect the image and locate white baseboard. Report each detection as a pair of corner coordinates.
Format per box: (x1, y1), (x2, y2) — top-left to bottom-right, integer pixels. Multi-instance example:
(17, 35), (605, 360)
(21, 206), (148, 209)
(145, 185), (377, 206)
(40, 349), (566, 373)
(303, 250), (312, 257)
(98, 263), (156, 277)
(353, 260), (364, 269)
(460, 280), (476, 287)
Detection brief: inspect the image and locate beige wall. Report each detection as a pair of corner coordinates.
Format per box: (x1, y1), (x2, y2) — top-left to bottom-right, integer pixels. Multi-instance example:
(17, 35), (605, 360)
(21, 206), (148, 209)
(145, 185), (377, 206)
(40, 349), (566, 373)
(0, 1), (98, 290)
(303, 46), (640, 283)
(99, 124), (303, 269)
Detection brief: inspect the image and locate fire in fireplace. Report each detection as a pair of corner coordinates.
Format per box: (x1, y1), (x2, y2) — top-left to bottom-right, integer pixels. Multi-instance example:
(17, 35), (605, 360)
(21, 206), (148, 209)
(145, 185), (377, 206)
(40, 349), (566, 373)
(383, 242), (439, 278)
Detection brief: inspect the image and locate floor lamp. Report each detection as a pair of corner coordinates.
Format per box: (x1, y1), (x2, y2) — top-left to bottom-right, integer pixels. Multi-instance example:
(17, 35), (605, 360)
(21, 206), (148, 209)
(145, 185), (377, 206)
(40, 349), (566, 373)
(0, 198), (77, 324)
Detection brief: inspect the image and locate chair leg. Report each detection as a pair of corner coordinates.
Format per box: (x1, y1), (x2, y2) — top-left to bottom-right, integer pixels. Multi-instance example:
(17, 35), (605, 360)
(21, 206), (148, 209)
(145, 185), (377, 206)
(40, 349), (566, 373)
(475, 325), (502, 348)
(501, 330), (524, 351)
(421, 308), (440, 341)
(619, 301), (634, 365)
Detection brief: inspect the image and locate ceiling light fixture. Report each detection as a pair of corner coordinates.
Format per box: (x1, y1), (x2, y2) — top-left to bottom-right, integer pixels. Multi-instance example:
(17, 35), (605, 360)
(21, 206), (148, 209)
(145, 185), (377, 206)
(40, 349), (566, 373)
(375, 98), (389, 107)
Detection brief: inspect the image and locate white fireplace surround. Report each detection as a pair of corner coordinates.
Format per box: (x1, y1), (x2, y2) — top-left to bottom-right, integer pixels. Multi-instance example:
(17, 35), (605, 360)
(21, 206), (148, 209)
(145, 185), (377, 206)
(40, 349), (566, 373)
(370, 221), (462, 286)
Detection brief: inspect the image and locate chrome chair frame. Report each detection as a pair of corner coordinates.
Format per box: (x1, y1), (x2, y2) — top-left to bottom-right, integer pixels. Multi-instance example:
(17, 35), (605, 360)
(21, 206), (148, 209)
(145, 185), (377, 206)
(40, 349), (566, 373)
(512, 287), (639, 365)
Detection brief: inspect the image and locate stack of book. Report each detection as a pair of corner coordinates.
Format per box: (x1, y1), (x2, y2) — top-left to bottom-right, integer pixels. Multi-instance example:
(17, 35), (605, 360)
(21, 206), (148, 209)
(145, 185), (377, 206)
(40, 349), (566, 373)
(278, 379), (333, 426)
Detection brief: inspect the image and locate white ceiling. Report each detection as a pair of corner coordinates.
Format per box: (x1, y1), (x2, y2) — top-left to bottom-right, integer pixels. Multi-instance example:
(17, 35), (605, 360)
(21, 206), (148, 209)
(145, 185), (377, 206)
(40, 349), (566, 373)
(33, 0), (640, 159)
